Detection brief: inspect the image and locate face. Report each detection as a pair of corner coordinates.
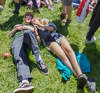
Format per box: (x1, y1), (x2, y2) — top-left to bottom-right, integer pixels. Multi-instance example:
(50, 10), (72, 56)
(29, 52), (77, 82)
(25, 15), (32, 24)
(31, 18), (40, 26)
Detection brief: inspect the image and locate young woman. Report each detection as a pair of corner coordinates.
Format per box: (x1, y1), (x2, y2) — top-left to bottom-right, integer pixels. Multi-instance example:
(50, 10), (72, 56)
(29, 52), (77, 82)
(29, 17), (89, 88)
(16, 17), (94, 90)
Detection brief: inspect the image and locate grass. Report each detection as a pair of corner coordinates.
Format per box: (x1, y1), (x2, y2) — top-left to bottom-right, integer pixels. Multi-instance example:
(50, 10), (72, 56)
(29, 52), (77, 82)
(0, 0), (100, 93)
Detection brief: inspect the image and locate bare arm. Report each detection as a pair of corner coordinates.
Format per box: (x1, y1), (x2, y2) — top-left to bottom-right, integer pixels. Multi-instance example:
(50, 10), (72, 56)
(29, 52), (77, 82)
(9, 28), (19, 37)
(39, 24), (54, 32)
(9, 25), (25, 37)
(23, 25), (41, 43)
(23, 25), (34, 31)
(35, 22), (54, 31)
(34, 27), (41, 43)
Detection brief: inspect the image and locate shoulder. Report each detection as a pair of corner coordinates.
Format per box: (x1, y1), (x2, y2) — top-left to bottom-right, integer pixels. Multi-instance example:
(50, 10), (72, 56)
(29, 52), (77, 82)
(42, 18), (57, 30)
(42, 18), (49, 22)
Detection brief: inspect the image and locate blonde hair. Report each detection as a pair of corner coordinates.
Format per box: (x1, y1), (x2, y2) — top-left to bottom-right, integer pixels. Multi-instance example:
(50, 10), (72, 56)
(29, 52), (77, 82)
(31, 17), (48, 25)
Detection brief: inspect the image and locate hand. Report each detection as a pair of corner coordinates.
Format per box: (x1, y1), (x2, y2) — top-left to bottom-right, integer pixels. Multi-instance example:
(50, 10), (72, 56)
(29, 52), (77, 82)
(9, 30), (15, 37)
(33, 21), (43, 27)
(9, 27), (23, 37)
(21, 26), (26, 30)
(15, 26), (23, 31)
(14, 24), (22, 29)
(34, 26), (37, 32)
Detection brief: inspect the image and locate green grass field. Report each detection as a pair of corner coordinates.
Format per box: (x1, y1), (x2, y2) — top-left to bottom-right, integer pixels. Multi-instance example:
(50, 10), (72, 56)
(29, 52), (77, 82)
(0, 0), (100, 93)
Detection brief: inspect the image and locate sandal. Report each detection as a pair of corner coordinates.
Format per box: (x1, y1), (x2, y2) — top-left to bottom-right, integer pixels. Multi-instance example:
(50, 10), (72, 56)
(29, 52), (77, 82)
(60, 19), (72, 23)
(66, 19), (72, 23)
(60, 13), (67, 20)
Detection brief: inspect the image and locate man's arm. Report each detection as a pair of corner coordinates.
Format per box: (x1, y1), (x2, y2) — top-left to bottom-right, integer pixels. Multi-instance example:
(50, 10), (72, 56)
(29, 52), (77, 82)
(8, 26), (23, 37)
(22, 25), (41, 43)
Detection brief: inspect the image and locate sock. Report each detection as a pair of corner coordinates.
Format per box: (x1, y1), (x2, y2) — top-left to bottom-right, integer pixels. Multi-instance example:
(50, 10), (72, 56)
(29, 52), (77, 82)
(78, 74), (82, 78)
(22, 79), (29, 84)
(35, 53), (42, 62)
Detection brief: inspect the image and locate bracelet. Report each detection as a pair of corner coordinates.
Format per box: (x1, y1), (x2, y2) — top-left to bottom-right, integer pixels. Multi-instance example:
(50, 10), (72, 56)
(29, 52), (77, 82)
(35, 35), (39, 36)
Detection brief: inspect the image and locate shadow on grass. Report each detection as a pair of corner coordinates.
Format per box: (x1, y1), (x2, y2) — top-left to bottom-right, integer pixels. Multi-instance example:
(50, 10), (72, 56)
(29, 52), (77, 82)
(70, 44), (79, 52)
(52, 19), (69, 37)
(0, 14), (24, 31)
(25, 49), (38, 72)
(76, 88), (85, 93)
(82, 43), (100, 92)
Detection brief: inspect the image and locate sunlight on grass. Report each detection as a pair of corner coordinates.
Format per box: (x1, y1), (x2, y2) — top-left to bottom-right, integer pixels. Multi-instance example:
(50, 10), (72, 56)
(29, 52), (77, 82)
(0, 0), (100, 93)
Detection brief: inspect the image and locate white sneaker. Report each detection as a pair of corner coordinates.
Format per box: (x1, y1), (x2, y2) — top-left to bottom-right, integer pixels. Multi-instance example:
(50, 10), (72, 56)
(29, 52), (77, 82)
(85, 37), (96, 44)
(0, 5), (3, 12)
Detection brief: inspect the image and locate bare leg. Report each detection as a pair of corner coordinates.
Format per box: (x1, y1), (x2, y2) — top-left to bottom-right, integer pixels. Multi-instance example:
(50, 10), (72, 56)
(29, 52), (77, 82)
(48, 0), (53, 5)
(45, 0), (49, 5)
(49, 42), (77, 75)
(66, 5), (72, 20)
(61, 0), (67, 14)
(60, 38), (82, 77)
(62, 5), (67, 14)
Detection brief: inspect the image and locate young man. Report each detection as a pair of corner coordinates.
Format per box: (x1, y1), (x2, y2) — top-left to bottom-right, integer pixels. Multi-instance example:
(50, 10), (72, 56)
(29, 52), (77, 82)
(9, 12), (48, 93)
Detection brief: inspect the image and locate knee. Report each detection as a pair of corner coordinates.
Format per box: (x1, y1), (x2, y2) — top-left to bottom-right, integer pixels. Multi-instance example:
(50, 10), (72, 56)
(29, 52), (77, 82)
(24, 30), (35, 37)
(24, 30), (32, 35)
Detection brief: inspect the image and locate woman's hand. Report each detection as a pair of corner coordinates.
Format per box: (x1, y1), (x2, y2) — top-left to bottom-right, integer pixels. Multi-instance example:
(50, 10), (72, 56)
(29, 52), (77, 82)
(33, 21), (43, 28)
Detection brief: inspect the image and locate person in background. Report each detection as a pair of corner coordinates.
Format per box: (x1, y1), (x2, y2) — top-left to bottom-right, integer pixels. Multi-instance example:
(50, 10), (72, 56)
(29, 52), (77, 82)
(9, 12), (48, 93)
(85, 0), (100, 44)
(10, 0), (40, 14)
(44, 0), (54, 10)
(60, 0), (73, 23)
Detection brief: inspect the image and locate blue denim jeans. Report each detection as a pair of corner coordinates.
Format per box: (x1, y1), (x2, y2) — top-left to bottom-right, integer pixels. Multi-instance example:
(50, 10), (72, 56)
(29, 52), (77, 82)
(11, 30), (40, 82)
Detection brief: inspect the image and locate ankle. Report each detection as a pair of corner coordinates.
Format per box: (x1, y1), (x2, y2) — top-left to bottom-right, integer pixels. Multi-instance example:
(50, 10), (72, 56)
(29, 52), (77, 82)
(78, 74), (82, 78)
(21, 79), (29, 84)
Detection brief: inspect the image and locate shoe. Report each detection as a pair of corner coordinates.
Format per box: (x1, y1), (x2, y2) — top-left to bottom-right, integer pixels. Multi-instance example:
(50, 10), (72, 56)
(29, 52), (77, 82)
(85, 37), (96, 44)
(77, 74), (88, 88)
(10, 10), (19, 14)
(13, 82), (34, 93)
(0, 5), (3, 12)
(50, 5), (54, 10)
(60, 13), (67, 20)
(36, 9), (40, 14)
(60, 19), (72, 23)
(85, 78), (96, 93)
(33, 8), (40, 14)
(47, 5), (51, 9)
(54, 2), (57, 4)
(37, 60), (49, 74)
